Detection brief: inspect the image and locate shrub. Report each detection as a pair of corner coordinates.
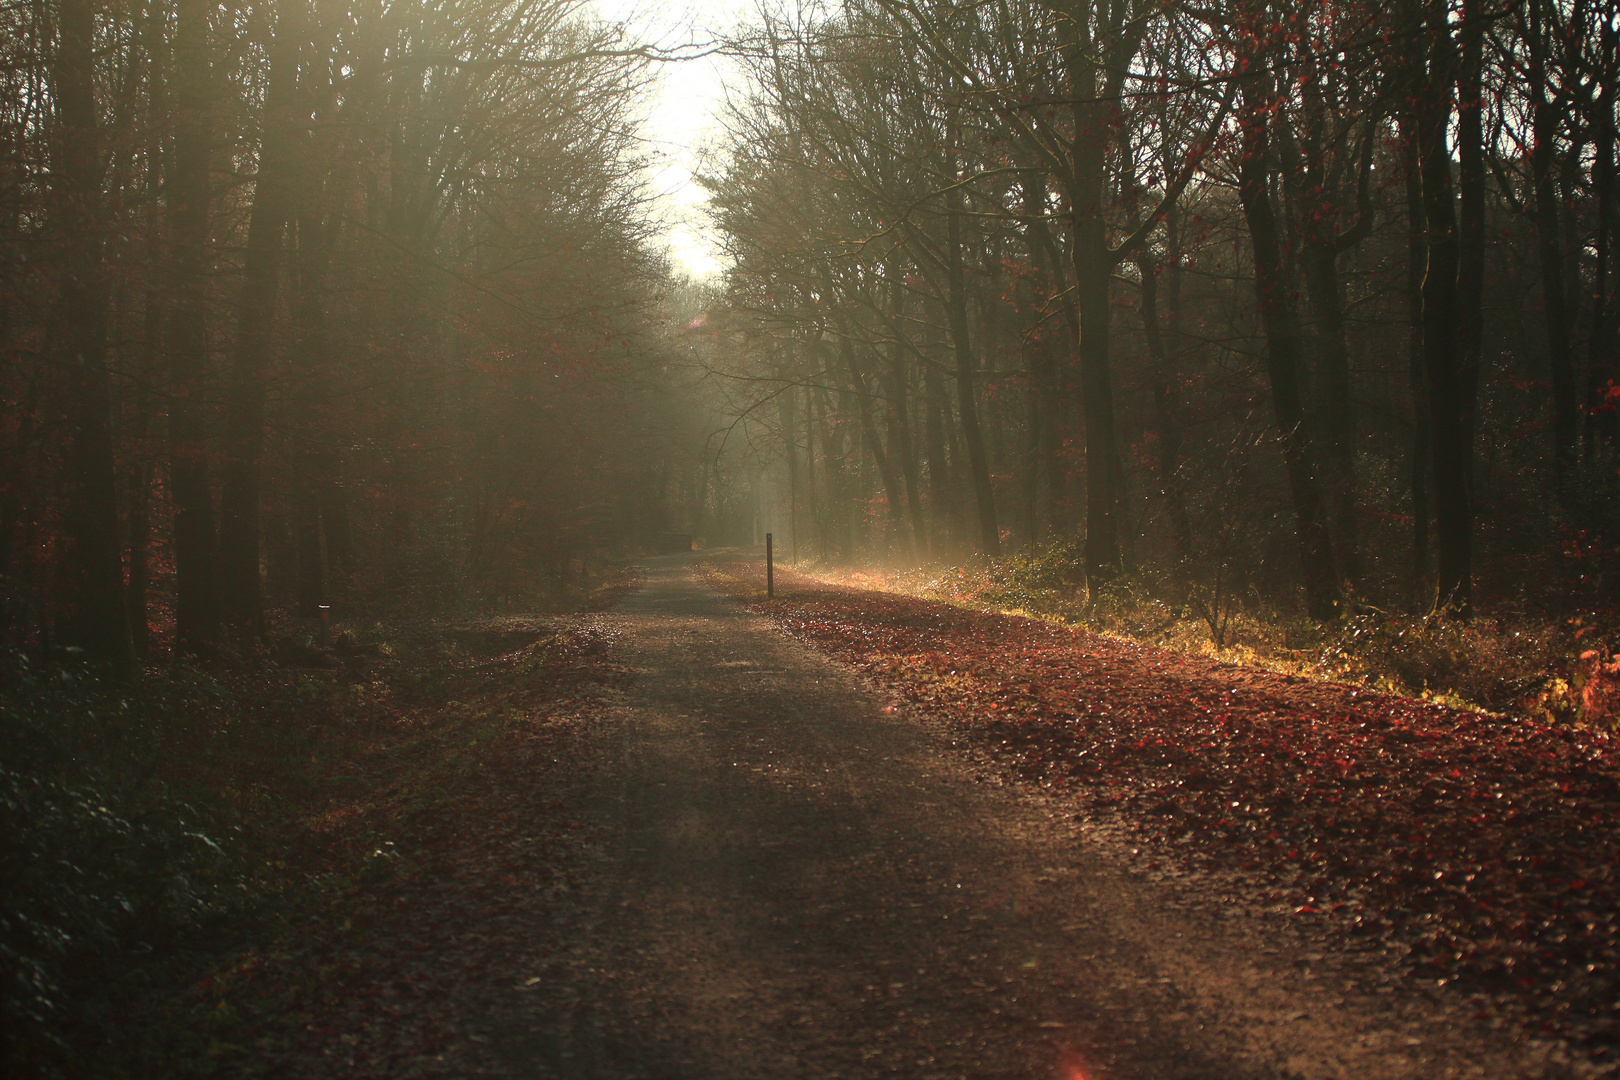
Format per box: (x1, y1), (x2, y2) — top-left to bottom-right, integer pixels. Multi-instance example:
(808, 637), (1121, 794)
(0, 662), (244, 1075)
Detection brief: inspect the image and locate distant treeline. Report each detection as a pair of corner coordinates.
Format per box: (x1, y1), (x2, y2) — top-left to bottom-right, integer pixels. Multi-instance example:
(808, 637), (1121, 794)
(2, 0), (702, 670)
(704, 0), (1620, 619)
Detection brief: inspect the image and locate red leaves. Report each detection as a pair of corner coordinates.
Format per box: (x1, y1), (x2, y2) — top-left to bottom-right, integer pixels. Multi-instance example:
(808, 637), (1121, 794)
(1590, 378), (1620, 416)
(711, 564), (1620, 1054)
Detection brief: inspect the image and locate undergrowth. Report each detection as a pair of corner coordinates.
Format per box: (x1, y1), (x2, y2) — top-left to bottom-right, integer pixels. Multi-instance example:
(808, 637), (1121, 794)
(2, 570), (633, 1079)
(797, 544), (1620, 729)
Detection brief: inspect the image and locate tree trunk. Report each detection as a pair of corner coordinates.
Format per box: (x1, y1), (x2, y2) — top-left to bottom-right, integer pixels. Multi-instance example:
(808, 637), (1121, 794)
(1419, 0), (1472, 614)
(805, 384), (821, 560)
(946, 273), (1000, 559)
(1020, 299), (1049, 550)
(288, 42), (345, 614)
(886, 266), (926, 557)
(125, 0), (167, 653)
(1069, 119), (1122, 579)
(780, 381), (799, 562)
(1060, 0), (1144, 581)
(1401, 114), (1432, 610)
(945, 158), (1000, 556)
(1139, 247), (1192, 563)
(219, 0), (302, 633)
(125, 292), (159, 654)
(820, 380), (855, 559)
(1586, 10), (1619, 456)
(290, 205), (329, 615)
(291, 479), (322, 617)
(1016, 175), (1048, 547)
(1456, 0), (1487, 456)
(53, 0), (134, 673)
(1022, 176), (1076, 537)
(167, 0), (220, 647)
(922, 347), (955, 554)
(842, 336), (909, 551)
(323, 474), (354, 575)
(1021, 355), (1043, 549)
(1237, 75), (1340, 620)
(1527, 0), (1578, 474)
(126, 457), (152, 657)
(1302, 243), (1357, 588)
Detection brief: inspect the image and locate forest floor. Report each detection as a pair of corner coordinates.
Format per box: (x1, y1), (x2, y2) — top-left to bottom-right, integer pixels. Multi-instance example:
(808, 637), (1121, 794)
(703, 558), (1620, 1075)
(103, 610), (631, 1078)
(148, 552), (1620, 1078)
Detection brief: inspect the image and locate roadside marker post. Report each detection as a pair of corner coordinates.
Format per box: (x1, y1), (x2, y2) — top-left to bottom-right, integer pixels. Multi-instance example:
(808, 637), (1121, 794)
(766, 533), (774, 599)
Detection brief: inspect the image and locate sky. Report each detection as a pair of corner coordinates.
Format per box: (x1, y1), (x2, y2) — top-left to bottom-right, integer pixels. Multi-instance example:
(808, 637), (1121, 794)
(586, 0), (760, 280)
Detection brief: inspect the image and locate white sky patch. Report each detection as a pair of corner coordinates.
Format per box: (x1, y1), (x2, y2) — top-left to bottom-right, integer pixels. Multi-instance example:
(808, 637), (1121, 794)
(586, 0), (756, 280)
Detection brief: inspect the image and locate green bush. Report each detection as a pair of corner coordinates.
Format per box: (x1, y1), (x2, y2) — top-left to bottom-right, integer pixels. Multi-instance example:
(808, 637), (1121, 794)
(0, 656), (251, 1078)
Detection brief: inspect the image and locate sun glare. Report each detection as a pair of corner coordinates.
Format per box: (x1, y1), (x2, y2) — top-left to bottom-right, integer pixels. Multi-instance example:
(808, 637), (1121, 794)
(1056, 1048), (1093, 1080)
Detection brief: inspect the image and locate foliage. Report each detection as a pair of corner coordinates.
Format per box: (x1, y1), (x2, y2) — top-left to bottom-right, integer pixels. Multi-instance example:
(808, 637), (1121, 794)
(0, 0), (704, 660)
(1, 658), (264, 1076)
(0, 564), (632, 1078)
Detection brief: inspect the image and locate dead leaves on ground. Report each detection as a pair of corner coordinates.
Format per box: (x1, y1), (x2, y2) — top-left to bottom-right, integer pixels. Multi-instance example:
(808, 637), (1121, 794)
(169, 618), (622, 1078)
(705, 563), (1620, 1062)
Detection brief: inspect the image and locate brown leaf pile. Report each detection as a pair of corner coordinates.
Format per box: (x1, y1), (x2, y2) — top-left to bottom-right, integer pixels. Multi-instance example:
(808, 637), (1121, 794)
(160, 620), (623, 1078)
(705, 562), (1620, 1064)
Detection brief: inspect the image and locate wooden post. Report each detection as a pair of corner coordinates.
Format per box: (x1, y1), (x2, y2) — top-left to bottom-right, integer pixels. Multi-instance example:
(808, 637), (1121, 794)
(766, 533), (774, 598)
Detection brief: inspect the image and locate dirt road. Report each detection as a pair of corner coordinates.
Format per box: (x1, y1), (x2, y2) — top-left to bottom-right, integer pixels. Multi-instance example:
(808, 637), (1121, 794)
(473, 556), (1570, 1080)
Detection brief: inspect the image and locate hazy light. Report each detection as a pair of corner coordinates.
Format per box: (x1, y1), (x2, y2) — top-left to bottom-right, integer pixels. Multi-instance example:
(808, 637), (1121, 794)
(587, 0), (756, 280)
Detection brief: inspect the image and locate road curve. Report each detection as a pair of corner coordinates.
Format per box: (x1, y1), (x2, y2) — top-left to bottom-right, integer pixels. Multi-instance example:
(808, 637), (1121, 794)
(496, 556), (1558, 1080)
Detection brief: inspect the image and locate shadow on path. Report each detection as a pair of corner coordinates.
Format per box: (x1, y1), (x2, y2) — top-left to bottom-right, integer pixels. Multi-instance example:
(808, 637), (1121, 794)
(496, 557), (1537, 1080)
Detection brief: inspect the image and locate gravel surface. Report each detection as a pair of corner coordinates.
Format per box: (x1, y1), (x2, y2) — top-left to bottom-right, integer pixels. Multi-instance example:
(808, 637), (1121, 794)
(475, 556), (1571, 1080)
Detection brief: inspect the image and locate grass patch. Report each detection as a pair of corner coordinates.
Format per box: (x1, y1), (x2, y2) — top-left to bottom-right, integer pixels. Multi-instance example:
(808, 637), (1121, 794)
(792, 546), (1618, 728)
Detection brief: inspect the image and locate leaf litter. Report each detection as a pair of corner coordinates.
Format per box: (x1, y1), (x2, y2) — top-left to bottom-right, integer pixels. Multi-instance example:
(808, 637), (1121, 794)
(703, 561), (1620, 1069)
(153, 617), (626, 1078)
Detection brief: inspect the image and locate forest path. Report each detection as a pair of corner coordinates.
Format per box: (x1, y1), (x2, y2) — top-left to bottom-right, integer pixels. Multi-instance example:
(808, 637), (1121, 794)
(494, 556), (1542, 1080)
